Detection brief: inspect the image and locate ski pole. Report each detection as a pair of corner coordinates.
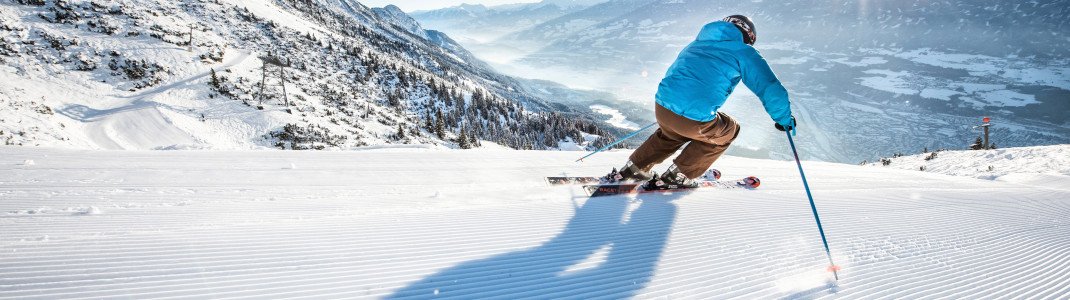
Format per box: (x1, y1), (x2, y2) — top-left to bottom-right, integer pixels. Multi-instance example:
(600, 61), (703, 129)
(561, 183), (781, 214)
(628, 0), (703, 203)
(786, 131), (840, 280)
(575, 122), (656, 162)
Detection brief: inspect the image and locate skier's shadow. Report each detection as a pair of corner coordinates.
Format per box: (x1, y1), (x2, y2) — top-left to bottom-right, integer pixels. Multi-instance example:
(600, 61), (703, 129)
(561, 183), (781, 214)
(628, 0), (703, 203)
(387, 192), (689, 299)
(781, 282), (841, 300)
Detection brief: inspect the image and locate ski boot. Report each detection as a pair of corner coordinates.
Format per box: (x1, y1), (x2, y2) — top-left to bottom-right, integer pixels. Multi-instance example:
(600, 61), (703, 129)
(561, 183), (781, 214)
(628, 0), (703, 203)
(643, 165), (699, 190)
(602, 161), (653, 184)
(601, 168), (622, 184)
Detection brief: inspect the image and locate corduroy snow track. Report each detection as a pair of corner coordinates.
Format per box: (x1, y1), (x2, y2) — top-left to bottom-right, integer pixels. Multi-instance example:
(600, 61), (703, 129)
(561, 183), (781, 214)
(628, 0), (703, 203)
(1, 147), (1068, 299)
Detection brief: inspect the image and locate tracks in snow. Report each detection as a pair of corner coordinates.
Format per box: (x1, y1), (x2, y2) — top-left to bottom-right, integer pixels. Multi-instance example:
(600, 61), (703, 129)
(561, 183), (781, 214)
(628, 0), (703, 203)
(53, 51), (253, 150)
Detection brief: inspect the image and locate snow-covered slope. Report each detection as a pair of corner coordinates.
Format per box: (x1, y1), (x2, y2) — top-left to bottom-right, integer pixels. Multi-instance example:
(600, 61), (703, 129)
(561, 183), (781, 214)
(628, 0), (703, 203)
(869, 145), (1070, 189)
(0, 0), (618, 151)
(2, 146), (1069, 298)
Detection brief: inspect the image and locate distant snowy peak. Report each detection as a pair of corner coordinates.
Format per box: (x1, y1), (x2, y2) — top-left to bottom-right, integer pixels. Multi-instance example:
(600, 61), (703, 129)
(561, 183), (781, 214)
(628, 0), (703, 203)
(443, 3), (490, 14)
(363, 3), (482, 65)
(502, 0), (656, 42)
(415, 0), (605, 18)
(411, 4), (489, 20)
(411, 0), (603, 42)
(371, 4), (428, 39)
(540, 0), (610, 9)
(454, 3), (491, 15)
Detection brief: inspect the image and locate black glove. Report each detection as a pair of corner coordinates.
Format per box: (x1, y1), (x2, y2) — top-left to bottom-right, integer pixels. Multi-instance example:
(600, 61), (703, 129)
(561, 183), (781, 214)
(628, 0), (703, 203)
(775, 116), (796, 132)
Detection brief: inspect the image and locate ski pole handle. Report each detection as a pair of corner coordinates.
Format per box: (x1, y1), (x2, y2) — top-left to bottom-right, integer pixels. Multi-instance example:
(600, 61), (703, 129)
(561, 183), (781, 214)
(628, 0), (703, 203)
(576, 122), (656, 162)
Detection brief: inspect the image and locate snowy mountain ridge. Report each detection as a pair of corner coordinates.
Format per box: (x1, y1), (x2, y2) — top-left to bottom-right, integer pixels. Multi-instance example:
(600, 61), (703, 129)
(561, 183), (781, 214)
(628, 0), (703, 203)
(410, 0), (599, 43)
(0, 0), (619, 151)
(370, 4), (428, 40)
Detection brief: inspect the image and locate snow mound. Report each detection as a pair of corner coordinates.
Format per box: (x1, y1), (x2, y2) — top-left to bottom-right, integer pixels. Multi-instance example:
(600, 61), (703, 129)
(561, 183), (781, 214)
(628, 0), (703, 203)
(153, 144), (216, 151)
(79, 206), (104, 215)
(871, 145), (1070, 187)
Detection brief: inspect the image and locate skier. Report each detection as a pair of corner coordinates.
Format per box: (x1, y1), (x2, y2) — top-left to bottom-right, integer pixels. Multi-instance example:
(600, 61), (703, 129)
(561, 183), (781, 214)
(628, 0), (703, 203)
(605, 15), (796, 188)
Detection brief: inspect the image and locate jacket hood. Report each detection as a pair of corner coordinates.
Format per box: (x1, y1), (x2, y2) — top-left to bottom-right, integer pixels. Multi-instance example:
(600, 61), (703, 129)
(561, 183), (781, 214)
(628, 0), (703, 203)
(695, 21), (744, 43)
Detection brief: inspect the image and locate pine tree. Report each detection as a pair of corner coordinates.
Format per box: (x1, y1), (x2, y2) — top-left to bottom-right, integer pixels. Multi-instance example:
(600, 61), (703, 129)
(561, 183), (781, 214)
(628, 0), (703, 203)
(970, 136), (984, 150)
(388, 88), (402, 107)
(396, 124), (405, 140)
(469, 128), (480, 147)
(457, 129), (470, 149)
(209, 68), (220, 91)
(455, 90), (466, 112)
(434, 109), (445, 139)
(424, 110), (433, 131)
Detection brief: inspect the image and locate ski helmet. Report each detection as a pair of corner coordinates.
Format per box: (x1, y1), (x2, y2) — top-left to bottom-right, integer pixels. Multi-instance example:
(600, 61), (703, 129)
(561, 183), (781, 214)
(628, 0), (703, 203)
(723, 15), (756, 45)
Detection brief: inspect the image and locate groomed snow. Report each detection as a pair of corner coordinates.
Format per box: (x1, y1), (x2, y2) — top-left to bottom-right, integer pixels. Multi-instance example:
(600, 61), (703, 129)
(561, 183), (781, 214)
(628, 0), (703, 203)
(2, 147), (1069, 299)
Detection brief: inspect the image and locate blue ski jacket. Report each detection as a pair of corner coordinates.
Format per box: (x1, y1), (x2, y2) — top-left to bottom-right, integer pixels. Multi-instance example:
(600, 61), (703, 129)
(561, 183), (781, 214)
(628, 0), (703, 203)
(655, 21), (793, 126)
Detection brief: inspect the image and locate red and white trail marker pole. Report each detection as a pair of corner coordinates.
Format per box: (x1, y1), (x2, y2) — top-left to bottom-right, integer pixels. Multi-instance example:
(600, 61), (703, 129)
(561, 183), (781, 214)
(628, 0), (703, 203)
(981, 117), (992, 149)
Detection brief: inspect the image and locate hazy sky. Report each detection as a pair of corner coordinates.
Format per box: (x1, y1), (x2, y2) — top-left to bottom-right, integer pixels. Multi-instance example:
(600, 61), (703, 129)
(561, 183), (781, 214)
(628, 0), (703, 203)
(360, 0), (540, 12)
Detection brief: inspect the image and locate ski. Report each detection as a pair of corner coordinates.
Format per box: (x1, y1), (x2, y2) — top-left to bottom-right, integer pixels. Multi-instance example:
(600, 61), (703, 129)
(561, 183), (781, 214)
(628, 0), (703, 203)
(583, 176), (760, 197)
(547, 169), (723, 186)
(545, 176), (603, 186)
